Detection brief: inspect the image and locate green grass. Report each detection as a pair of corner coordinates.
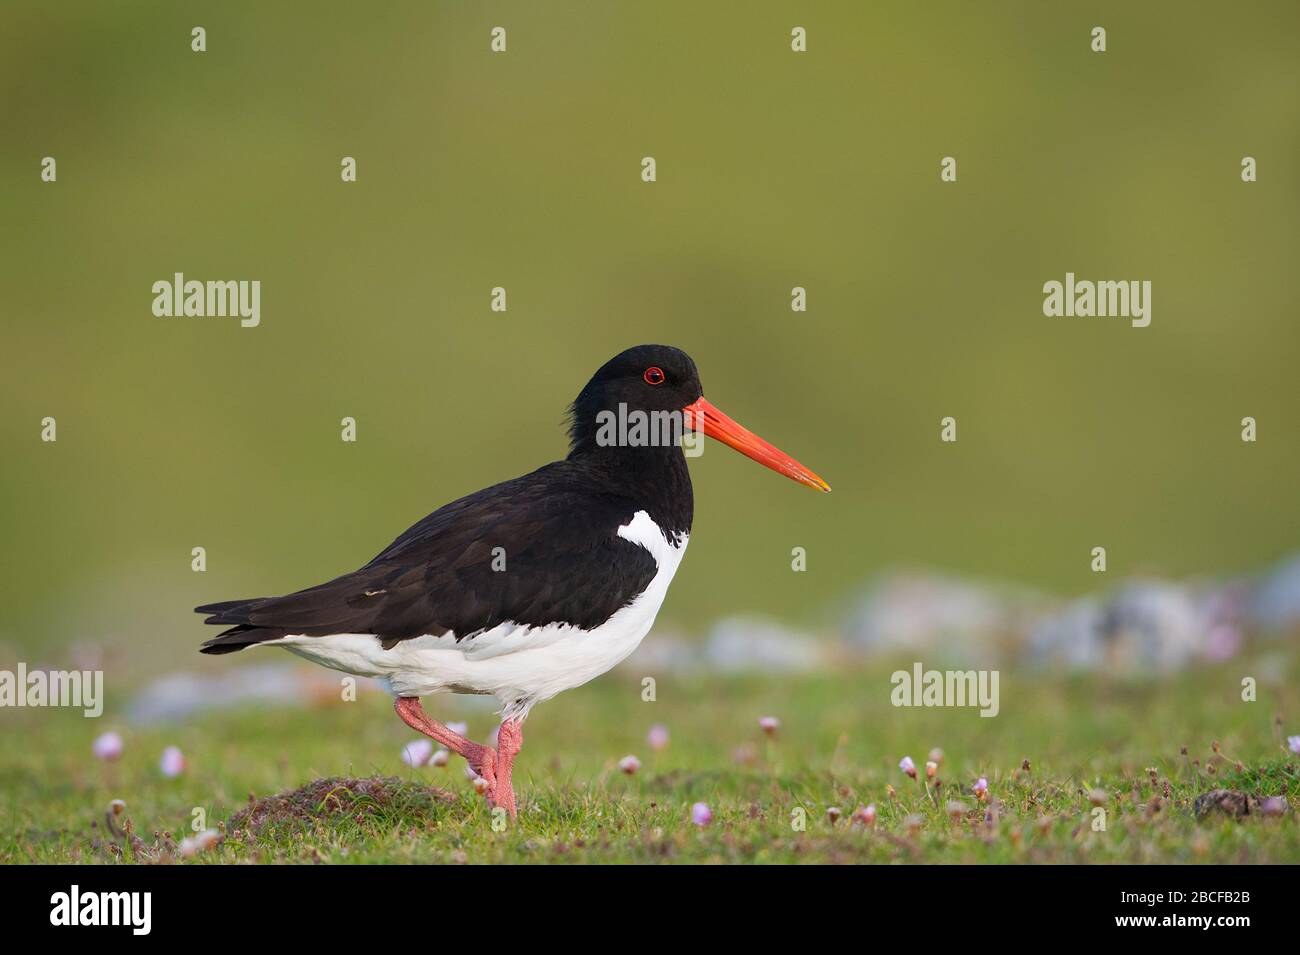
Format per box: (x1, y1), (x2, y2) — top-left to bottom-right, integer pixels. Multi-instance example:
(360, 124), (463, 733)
(2, 659), (1298, 863)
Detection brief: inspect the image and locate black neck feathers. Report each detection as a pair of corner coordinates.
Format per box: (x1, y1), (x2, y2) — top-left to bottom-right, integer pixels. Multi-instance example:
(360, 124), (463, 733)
(566, 444), (694, 541)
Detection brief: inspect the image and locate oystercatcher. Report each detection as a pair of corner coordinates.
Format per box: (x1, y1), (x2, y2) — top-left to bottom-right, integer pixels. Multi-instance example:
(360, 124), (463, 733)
(197, 344), (828, 815)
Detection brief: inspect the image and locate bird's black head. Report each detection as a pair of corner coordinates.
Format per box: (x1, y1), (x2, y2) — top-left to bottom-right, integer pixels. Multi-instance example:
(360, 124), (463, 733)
(567, 344), (703, 453)
(566, 343), (831, 493)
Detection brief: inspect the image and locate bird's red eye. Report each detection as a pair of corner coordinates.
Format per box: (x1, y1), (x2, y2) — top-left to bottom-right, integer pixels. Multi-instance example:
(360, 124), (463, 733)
(643, 366), (665, 385)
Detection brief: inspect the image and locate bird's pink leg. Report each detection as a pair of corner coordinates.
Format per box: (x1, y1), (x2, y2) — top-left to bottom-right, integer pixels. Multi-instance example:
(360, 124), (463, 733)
(493, 720), (524, 818)
(394, 697), (497, 794)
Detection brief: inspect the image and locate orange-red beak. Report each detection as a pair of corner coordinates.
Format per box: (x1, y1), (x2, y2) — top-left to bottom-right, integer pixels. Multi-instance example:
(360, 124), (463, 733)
(683, 397), (830, 492)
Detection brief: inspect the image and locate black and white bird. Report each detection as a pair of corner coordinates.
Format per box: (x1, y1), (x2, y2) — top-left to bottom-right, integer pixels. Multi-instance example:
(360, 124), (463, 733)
(196, 344), (829, 814)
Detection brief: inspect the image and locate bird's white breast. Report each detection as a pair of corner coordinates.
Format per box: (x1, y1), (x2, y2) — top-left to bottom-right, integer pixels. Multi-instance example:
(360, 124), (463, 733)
(271, 510), (687, 720)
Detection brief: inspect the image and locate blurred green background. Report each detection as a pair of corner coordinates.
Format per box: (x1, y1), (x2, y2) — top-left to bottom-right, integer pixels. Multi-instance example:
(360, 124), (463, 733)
(2, 1), (1298, 671)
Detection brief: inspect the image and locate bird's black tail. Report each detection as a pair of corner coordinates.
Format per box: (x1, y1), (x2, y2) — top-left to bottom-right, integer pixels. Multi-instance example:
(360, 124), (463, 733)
(195, 598), (289, 655)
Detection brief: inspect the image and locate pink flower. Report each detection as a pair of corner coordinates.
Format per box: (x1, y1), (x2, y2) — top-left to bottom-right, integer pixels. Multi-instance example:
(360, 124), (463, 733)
(973, 777), (989, 798)
(92, 732), (123, 761)
(446, 721), (469, 738)
(159, 746), (185, 778)
(1288, 735), (1300, 755)
(759, 716), (780, 737)
(618, 755), (642, 775)
(647, 724), (670, 751)
(899, 756), (917, 779)
(430, 749), (450, 767)
(925, 760), (938, 779)
(691, 802), (712, 826)
(401, 739), (433, 767)
(856, 803), (877, 827)
(1258, 796), (1287, 816)
(1205, 624), (1242, 661)
(471, 774), (490, 795)
(179, 829), (222, 858)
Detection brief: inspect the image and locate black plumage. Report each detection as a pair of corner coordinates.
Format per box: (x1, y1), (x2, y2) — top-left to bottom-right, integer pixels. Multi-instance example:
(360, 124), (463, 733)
(198, 345), (700, 654)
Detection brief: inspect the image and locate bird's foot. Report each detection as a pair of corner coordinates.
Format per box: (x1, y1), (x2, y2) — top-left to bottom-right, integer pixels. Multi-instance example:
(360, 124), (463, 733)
(395, 696), (497, 801)
(463, 741), (498, 798)
(465, 744), (518, 817)
(395, 698), (521, 817)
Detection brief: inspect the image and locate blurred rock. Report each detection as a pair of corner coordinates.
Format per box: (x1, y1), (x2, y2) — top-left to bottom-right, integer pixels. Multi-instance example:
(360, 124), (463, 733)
(621, 618), (830, 675)
(704, 616), (826, 673)
(844, 573), (1041, 663)
(1250, 553), (1300, 635)
(1027, 595), (1106, 670)
(1101, 581), (1206, 672)
(127, 663), (373, 724)
(1028, 580), (1242, 673)
(619, 628), (698, 675)
(1196, 581), (1248, 661)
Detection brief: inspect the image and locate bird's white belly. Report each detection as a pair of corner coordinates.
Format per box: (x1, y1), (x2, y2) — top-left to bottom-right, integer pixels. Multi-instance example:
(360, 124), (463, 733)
(269, 511), (687, 721)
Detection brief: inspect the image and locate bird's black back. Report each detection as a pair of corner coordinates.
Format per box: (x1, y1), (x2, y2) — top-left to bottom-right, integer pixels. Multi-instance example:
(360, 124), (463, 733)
(197, 447), (693, 654)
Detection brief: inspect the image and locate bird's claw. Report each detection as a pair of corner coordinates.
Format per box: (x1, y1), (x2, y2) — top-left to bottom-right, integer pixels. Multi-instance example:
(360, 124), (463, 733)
(472, 746), (517, 817)
(468, 746), (497, 794)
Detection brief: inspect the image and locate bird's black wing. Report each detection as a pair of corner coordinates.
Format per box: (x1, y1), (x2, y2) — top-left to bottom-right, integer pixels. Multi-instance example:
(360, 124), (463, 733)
(196, 462), (661, 654)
